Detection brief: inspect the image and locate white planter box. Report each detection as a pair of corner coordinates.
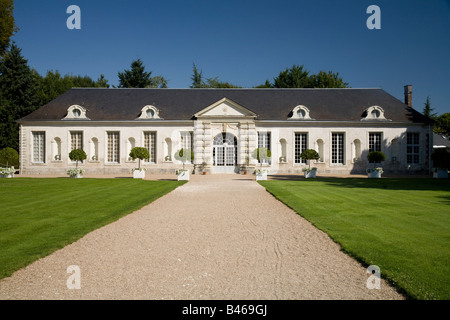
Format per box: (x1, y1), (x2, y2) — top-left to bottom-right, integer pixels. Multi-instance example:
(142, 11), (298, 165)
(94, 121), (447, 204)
(133, 169), (146, 179)
(70, 174), (83, 178)
(177, 170), (190, 181)
(304, 169), (317, 179)
(0, 173), (14, 178)
(433, 168), (448, 179)
(256, 171), (268, 181)
(367, 171), (382, 178)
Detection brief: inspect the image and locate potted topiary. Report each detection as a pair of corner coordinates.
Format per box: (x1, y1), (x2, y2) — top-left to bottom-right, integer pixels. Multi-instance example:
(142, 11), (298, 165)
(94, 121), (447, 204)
(68, 149), (87, 178)
(174, 148), (194, 180)
(253, 147), (271, 181)
(300, 149), (320, 178)
(0, 147), (19, 178)
(431, 148), (449, 179)
(366, 151), (386, 178)
(129, 147), (150, 179)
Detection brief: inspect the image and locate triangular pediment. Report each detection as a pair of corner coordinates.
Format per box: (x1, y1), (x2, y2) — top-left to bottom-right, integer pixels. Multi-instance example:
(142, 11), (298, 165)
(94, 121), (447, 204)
(195, 98), (257, 118)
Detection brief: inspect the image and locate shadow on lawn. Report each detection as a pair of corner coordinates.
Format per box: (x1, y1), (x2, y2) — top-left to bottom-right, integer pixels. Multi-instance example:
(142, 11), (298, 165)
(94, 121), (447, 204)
(269, 175), (450, 192)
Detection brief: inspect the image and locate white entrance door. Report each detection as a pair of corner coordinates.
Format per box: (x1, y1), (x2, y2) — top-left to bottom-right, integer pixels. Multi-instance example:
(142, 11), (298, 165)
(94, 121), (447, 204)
(212, 133), (238, 173)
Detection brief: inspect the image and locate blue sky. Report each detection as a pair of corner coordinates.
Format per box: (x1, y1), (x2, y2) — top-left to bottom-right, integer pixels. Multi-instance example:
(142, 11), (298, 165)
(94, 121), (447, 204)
(11, 0), (450, 115)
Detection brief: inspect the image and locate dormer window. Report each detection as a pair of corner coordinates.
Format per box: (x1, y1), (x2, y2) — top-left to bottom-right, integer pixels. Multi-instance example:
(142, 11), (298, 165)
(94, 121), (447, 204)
(297, 109), (306, 119)
(138, 105), (160, 119)
(62, 105), (89, 120)
(72, 108), (81, 118)
(371, 109), (380, 118)
(289, 105), (313, 120)
(362, 106), (390, 121)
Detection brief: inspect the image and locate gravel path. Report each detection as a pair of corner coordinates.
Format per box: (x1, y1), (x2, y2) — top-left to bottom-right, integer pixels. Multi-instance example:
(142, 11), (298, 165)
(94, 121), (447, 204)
(0, 174), (404, 300)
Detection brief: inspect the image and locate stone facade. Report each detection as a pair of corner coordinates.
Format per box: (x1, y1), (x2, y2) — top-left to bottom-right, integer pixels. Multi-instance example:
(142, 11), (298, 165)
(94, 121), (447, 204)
(18, 87), (433, 176)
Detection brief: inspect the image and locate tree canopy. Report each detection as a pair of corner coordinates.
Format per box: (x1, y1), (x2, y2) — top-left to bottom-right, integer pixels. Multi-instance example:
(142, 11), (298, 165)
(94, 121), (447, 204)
(0, 44), (39, 150)
(0, 0), (17, 58)
(118, 59), (167, 88)
(190, 63), (241, 88)
(259, 64), (349, 88)
(434, 113), (450, 137)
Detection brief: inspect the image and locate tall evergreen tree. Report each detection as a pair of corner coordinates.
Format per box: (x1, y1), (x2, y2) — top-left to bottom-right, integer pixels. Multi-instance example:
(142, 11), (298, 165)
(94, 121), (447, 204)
(422, 96), (437, 119)
(95, 74), (110, 88)
(118, 59), (167, 88)
(0, 0), (17, 57)
(0, 43), (39, 150)
(190, 63), (204, 88)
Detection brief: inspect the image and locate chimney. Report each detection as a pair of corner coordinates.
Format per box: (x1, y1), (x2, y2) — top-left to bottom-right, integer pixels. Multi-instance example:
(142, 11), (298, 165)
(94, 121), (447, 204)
(404, 85), (412, 108)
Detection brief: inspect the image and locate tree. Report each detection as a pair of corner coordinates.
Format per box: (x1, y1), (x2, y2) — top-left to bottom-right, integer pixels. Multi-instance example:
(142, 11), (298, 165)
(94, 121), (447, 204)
(35, 70), (110, 106)
(0, 43), (39, 151)
(129, 147), (150, 170)
(69, 149), (86, 168)
(252, 147), (272, 168)
(0, 0), (18, 57)
(309, 71), (349, 88)
(434, 113), (450, 137)
(95, 74), (110, 88)
(431, 148), (450, 169)
(118, 59), (167, 88)
(174, 148), (194, 171)
(254, 80), (272, 88)
(367, 151), (386, 163)
(190, 63), (204, 88)
(422, 96), (437, 119)
(273, 65), (310, 88)
(266, 65), (349, 88)
(190, 63), (241, 88)
(300, 149), (320, 169)
(0, 146), (18, 167)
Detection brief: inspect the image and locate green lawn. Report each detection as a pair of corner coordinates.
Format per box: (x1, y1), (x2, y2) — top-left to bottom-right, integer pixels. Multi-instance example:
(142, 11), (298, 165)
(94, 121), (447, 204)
(259, 178), (450, 300)
(0, 178), (185, 280)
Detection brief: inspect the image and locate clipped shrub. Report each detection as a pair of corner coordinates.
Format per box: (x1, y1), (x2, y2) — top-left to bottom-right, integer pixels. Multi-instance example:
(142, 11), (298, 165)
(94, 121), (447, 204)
(367, 151), (386, 163)
(300, 149), (320, 168)
(69, 149), (87, 167)
(0, 147), (19, 167)
(129, 147), (150, 169)
(174, 148), (194, 170)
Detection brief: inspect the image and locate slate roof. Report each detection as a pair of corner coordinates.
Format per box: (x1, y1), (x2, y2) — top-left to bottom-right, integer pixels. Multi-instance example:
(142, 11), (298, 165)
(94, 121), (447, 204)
(19, 88), (432, 123)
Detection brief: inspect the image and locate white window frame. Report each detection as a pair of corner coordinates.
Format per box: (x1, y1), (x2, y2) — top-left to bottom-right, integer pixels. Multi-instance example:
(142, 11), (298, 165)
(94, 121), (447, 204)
(144, 131), (157, 164)
(257, 131), (271, 165)
(107, 131), (120, 164)
(294, 132), (308, 164)
(32, 131), (46, 163)
(331, 133), (345, 165)
(179, 131), (193, 164)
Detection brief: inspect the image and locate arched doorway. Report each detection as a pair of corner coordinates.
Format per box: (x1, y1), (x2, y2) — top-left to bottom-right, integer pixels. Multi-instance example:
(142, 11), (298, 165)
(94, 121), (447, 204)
(212, 132), (238, 173)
